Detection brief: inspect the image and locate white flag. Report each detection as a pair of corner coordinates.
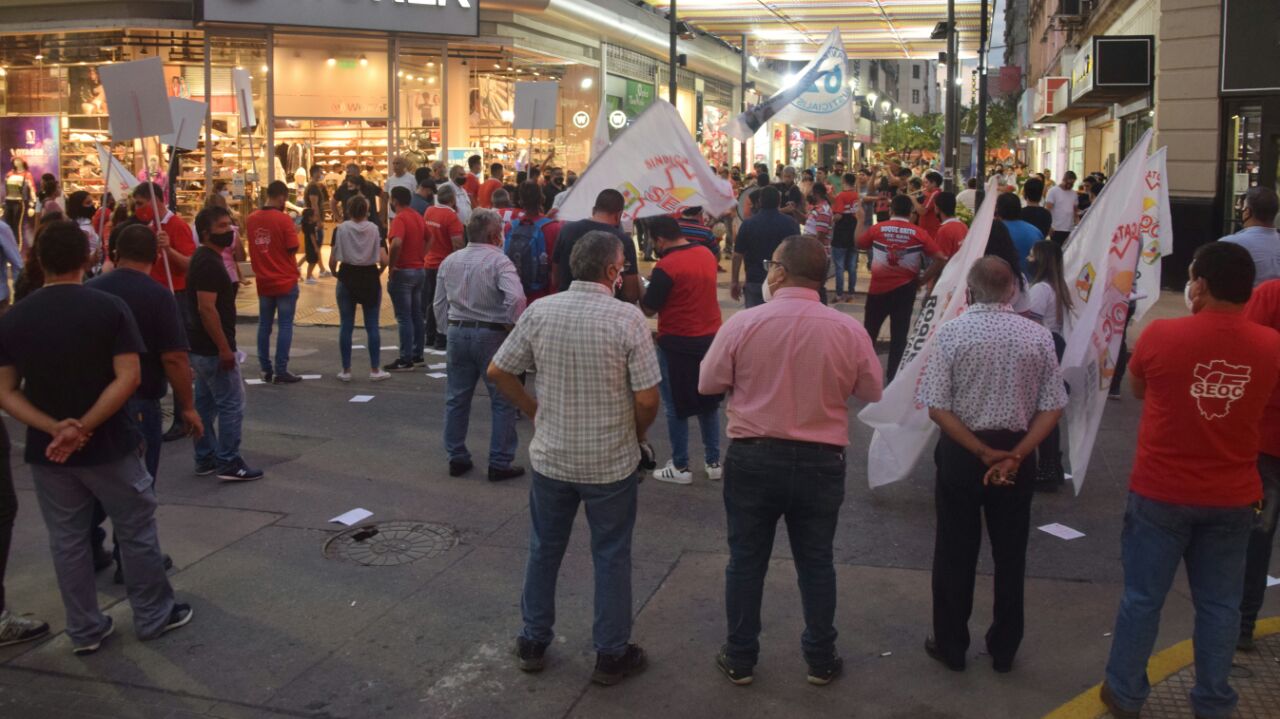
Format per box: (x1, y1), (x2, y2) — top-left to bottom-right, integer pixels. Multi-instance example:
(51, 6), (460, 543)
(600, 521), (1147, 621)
(1131, 147), (1172, 323)
(556, 100), (735, 224)
(1059, 130), (1155, 494)
(725, 28), (855, 142)
(95, 142), (139, 201)
(856, 178), (1002, 487)
(591, 98), (611, 161)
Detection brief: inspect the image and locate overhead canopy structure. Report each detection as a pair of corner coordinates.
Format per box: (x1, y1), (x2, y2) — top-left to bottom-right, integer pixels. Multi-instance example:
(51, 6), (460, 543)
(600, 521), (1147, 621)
(642, 0), (986, 60)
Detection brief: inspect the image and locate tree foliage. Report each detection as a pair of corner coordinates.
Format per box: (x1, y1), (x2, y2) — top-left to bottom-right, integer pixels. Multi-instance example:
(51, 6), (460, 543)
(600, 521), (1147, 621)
(871, 99), (1017, 157)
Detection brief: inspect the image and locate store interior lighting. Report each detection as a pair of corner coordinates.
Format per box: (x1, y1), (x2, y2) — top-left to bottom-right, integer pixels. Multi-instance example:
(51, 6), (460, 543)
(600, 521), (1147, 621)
(327, 55), (336, 67)
(580, 77), (593, 89)
(359, 54), (368, 67)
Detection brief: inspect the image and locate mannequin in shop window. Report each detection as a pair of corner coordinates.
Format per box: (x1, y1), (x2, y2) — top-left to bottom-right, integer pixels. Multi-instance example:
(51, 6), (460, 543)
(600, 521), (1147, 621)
(3, 160), (36, 251)
(136, 157), (168, 199)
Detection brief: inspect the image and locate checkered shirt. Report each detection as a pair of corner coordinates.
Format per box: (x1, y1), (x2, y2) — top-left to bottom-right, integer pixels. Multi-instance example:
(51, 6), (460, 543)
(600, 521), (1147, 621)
(492, 281), (661, 484)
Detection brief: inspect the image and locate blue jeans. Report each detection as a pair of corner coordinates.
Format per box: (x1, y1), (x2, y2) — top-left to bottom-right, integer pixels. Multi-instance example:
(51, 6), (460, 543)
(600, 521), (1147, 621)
(1241, 453), (1280, 636)
(521, 471), (638, 655)
(831, 246), (857, 296)
(336, 282), (381, 371)
(743, 281), (764, 309)
(190, 354), (245, 466)
(656, 346), (720, 468)
(257, 285), (299, 375)
(127, 397), (163, 481)
(1105, 492), (1255, 719)
(723, 440), (846, 668)
(388, 268), (426, 361)
(444, 326), (518, 468)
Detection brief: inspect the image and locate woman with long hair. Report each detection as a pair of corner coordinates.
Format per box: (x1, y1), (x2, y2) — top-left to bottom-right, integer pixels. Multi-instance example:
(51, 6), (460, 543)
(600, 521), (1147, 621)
(1026, 239), (1073, 491)
(329, 195), (389, 383)
(64, 191), (102, 277)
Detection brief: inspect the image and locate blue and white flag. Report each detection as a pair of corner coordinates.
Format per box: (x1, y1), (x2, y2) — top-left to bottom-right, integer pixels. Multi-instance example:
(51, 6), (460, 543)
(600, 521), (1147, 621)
(725, 28), (855, 141)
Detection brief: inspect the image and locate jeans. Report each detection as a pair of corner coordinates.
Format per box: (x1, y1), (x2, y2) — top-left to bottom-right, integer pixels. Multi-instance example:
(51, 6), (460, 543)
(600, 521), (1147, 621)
(337, 282), (381, 371)
(831, 246), (857, 296)
(1241, 453), (1280, 637)
(422, 268), (441, 346)
(257, 285), (299, 375)
(444, 326), (518, 468)
(864, 281), (917, 383)
(931, 431), (1035, 667)
(129, 397), (164, 480)
(0, 422), (14, 612)
(388, 268), (426, 361)
(521, 471), (638, 655)
(191, 353), (245, 467)
(1105, 492), (1255, 719)
(723, 440), (846, 668)
(743, 281), (764, 309)
(656, 346), (720, 468)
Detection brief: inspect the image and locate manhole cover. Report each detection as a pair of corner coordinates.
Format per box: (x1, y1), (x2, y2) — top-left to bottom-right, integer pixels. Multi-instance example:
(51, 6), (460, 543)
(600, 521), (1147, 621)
(323, 521), (458, 566)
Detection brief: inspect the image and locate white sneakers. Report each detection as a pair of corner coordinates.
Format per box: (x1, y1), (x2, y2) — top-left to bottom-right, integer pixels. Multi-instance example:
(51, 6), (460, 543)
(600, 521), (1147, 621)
(653, 461), (693, 485)
(653, 461), (724, 485)
(369, 370), (392, 382)
(336, 371), (352, 383)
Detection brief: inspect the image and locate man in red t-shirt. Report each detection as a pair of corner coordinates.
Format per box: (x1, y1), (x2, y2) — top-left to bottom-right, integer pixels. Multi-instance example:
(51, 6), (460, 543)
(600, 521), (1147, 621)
(477, 163), (504, 209)
(423, 183), (466, 350)
(829, 172), (862, 301)
(246, 181), (301, 384)
(932, 192), (968, 259)
(384, 186), (429, 371)
(508, 181), (561, 302)
(913, 170), (944, 239)
(463, 155), (482, 205)
(125, 183), (195, 294)
(640, 216), (723, 485)
(1101, 242), (1280, 719)
(855, 193), (946, 382)
(1239, 278), (1280, 649)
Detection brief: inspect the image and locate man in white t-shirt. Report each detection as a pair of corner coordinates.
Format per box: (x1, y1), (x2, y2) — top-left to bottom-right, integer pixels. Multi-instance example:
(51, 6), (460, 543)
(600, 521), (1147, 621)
(384, 155), (417, 222)
(1044, 171), (1078, 247)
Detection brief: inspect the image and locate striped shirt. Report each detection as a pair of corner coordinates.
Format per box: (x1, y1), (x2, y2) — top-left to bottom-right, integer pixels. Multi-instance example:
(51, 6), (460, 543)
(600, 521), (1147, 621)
(492, 281), (661, 483)
(804, 199), (833, 243)
(433, 242), (527, 330)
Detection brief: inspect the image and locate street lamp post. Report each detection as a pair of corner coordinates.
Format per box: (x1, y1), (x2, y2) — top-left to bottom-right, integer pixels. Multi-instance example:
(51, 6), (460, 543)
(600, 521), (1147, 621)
(741, 34), (749, 171)
(976, 0), (989, 185)
(668, 0), (678, 105)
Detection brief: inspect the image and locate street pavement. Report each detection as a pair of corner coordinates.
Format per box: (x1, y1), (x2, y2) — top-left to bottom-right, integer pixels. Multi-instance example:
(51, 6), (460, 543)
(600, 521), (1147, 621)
(1, 264), (1276, 719)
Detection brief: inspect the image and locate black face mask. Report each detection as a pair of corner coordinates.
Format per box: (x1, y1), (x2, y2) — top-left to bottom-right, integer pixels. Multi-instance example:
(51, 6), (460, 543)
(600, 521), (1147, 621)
(454, 177), (466, 187)
(209, 231), (235, 249)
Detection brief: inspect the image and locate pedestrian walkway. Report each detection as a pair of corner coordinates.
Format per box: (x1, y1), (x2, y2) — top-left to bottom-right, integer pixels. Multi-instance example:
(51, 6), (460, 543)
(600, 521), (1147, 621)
(1047, 617), (1280, 719)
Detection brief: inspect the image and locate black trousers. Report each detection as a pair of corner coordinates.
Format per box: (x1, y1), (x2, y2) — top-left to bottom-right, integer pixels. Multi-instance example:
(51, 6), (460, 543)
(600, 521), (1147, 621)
(864, 281), (917, 383)
(422, 268), (441, 345)
(932, 430), (1035, 667)
(0, 422), (15, 612)
(1050, 230), (1070, 247)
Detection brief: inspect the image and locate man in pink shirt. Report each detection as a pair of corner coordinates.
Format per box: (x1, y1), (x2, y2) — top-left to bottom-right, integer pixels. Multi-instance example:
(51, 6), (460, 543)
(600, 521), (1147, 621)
(699, 235), (883, 688)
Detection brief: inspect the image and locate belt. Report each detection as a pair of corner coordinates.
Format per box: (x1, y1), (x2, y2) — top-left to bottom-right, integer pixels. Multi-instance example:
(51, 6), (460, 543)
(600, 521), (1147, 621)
(733, 437), (844, 455)
(448, 320), (508, 332)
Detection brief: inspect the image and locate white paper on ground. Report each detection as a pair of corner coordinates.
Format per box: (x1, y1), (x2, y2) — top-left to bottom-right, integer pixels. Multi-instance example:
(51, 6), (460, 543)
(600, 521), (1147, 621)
(315, 307), (335, 313)
(427, 372), (447, 379)
(384, 346), (398, 351)
(245, 379), (265, 386)
(1267, 575), (1280, 588)
(300, 374), (322, 380)
(349, 395), (375, 403)
(352, 344), (365, 349)
(426, 349), (446, 355)
(428, 363), (446, 370)
(1038, 523), (1086, 541)
(329, 508), (372, 526)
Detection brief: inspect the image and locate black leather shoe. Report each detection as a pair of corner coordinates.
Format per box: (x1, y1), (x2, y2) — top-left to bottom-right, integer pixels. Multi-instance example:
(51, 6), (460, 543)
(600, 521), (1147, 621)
(161, 422), (187, 443)
(925, 637), (965, 671)
(1099, 682), (1140, 719)
(449, 460), (473, 477)
(515, 636), (548, 672)
(591, 644), (647, 686)
(488, 466), (526, 482)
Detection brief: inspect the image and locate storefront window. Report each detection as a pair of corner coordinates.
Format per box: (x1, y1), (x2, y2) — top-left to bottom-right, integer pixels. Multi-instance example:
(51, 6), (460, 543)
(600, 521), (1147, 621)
(605, 74), (654, 141)
(1224, 105), (1263, 233)
(203, 34), (268, 215)
(394, 44), (444, 170)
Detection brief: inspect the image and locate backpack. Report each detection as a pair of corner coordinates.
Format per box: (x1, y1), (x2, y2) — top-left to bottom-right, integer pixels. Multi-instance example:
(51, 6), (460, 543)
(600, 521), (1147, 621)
(505, 217), (552, 294)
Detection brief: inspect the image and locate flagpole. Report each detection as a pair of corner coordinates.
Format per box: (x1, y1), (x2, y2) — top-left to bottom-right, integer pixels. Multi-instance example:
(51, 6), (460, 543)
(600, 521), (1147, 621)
(668, 0), (678, 105)
(134, 92), (175, 291)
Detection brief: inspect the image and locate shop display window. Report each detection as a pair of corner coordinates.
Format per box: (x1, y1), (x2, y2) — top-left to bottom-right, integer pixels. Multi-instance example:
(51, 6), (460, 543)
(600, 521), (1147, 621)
(1224, 106), (1263, 233)
(394, 44), (445, 171)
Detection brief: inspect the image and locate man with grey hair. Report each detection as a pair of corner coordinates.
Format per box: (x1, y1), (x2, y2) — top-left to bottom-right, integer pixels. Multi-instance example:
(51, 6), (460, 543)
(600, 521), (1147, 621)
(384, 155), (416, 222)
(434, 208), (526, 481)
(916, 256), (1067, 673)
(488, 230), (662, 686)
(447, 165), (473, 223)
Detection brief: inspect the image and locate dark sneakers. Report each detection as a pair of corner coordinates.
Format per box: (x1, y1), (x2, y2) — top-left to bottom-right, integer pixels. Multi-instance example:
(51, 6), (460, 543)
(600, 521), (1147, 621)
(806, 655), (844, 686)
(1099, 682), (1140, 719)
(217, 458), (265, 482)
(194, 458), (219, 476)
(591, 644), (647, 686)
(449, 460), (473, 477)
(488, 466), (526, 482)
(161, 603), (194, 635)
(1238, 630), (1257, 652)
(715, 650), (754, 686)
(272, 371), (303, 384)
(72, 616), (114, 656)
(384, 358), (416, 372)
(515, 636), (548, 672)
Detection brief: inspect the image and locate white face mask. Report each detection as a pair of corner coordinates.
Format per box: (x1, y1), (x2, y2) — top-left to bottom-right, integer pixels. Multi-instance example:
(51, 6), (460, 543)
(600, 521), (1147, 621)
(762, 278), (774, 303)
(1184, 281), (1196, 313)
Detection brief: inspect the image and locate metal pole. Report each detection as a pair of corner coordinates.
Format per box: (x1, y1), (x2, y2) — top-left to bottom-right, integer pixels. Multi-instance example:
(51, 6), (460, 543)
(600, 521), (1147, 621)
(669, 0), (679, 105)
(943, 0), (958, 191)
(741, 34), (749, 171)
(976, 0), (989, 185)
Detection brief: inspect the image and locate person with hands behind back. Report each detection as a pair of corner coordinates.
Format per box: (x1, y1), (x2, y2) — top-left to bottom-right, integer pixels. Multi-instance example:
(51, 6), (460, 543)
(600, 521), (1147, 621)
(916, 256), (1067, 674)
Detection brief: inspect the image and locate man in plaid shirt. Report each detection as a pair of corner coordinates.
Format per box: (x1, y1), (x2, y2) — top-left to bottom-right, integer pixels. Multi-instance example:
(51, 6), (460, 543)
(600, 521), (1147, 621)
(488, 230), (662, 687)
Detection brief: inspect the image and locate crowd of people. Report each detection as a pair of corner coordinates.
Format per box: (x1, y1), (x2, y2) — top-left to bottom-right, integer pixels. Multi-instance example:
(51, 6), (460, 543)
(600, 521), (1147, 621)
(0, 147), (1277, 719)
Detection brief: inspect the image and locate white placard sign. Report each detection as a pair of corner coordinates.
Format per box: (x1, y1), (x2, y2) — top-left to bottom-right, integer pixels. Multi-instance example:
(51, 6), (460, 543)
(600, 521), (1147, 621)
(161, 97), (208, 151)
(513, 82), (559, 131)
(97, 57), (174, 141)
(233, 68), (257, 129)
